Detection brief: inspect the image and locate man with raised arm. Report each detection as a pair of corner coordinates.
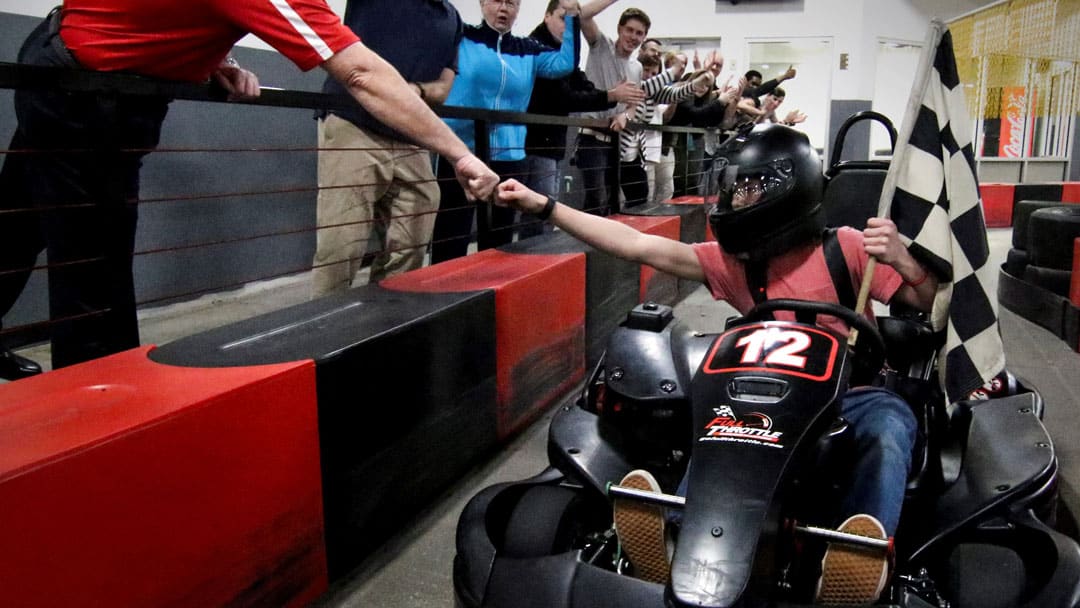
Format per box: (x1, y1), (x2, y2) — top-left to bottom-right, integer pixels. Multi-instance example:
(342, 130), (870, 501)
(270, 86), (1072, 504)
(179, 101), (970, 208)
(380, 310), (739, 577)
(0, 0), (498, 376)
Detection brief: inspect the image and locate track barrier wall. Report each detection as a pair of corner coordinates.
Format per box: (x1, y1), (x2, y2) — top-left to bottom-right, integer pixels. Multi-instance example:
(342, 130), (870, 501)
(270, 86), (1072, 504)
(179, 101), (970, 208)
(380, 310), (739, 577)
(0, 55), (713, 599)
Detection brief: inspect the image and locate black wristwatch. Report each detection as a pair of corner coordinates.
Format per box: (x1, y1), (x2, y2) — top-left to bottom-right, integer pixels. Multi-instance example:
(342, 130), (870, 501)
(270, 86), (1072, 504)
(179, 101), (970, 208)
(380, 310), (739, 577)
(536, 196), (557, 221)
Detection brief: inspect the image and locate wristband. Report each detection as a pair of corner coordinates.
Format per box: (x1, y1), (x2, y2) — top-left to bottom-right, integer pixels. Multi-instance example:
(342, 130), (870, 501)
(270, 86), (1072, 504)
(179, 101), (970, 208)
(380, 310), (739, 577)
(904, 269), (929, 288)
(536, 196), (557, 221)
(412, 81), (426, 101)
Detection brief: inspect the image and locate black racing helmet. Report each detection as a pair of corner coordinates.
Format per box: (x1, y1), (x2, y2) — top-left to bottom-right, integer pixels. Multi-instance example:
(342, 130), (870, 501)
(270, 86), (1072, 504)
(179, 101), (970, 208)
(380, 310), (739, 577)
(707, 124), (825, 260)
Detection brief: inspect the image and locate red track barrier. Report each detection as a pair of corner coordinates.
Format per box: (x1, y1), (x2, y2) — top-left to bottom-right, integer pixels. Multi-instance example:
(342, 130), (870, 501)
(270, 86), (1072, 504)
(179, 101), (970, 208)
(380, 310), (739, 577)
(383, 249), (586, 439)
(0, 347), (325, 607)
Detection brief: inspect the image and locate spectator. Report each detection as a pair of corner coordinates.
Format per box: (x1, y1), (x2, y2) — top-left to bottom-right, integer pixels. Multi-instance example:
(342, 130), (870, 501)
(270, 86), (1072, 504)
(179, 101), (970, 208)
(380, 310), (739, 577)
(638, 38), (663, 63)
(644, 52), (684, 205)
(757, 87), (808, 126)
(430, 0), (580, 263)
(619, 53), (712, 208)
(311, 0), (464, 297)
(576, 3), (689, 215)
(0, 1), (498, 378)
(519, 0), (644, 239)
(743, 65), (797, 107)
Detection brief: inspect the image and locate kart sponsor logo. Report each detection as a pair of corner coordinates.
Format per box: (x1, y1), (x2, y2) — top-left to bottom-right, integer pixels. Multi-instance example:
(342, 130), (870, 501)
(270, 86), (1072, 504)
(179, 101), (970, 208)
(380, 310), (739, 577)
(703, 323), (839, 382)
(700, 405), (784, 448)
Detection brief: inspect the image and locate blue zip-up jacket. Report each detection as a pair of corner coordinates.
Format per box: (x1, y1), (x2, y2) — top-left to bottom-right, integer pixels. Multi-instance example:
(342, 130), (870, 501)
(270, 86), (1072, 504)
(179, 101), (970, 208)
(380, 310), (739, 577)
(443, 14), (576, 162)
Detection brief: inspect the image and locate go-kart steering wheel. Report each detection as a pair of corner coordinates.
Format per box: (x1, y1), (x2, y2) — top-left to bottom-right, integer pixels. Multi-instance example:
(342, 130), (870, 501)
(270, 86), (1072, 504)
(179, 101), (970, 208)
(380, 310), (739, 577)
(740, 298), (886, 376)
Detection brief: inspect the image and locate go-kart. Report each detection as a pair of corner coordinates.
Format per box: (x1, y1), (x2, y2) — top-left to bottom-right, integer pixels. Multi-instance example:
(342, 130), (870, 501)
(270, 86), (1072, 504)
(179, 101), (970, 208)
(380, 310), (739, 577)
(453, 300), (1080, 607)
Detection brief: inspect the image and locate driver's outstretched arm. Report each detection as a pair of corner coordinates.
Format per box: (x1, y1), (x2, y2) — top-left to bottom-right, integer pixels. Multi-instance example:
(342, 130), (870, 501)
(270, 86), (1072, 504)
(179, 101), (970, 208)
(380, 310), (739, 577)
(495, 179), (706, 283)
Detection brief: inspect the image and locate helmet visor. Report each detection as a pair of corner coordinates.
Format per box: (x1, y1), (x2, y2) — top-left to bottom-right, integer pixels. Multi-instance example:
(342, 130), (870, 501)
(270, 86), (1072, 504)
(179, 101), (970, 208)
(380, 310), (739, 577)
(711, 156), (797, 212)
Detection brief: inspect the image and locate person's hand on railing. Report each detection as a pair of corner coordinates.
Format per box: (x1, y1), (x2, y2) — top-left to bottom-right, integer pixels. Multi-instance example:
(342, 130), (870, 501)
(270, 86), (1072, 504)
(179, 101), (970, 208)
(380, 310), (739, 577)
(608, 79), (645, 105)
(454, 154), (500, 202)
(213, 57), (261, 102)
(610, 108), (632, 132)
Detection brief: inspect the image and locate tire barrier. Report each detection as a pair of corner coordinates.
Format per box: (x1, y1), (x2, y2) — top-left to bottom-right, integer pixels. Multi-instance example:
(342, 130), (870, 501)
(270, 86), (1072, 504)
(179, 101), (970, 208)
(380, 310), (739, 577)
(980, 182), (1080, 228)
(1028, 206), (1080, 271)
(999, 205), (1080, 352)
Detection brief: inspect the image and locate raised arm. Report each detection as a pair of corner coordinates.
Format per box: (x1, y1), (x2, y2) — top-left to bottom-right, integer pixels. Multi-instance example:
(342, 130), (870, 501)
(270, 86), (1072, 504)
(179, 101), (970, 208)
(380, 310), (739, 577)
(496, 179), (705, 281)
(579, 0), (620, 46)
(322, 41), (497, 200)
(536, 11), (579, 79)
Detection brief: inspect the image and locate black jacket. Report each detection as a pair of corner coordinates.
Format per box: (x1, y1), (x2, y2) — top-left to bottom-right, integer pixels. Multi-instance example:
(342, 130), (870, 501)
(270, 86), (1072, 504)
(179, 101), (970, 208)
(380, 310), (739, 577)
(524, 18), (613, 159)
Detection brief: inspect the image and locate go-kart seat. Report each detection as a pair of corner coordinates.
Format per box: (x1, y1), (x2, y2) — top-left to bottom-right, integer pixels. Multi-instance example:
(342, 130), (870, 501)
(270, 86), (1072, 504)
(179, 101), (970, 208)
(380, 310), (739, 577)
(822, 111), (897, 230)
(822, 161), (889, 229)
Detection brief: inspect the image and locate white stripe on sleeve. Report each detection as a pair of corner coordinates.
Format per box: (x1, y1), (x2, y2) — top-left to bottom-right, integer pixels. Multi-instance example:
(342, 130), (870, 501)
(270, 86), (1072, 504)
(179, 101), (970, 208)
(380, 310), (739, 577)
(269, 0), (334, 61)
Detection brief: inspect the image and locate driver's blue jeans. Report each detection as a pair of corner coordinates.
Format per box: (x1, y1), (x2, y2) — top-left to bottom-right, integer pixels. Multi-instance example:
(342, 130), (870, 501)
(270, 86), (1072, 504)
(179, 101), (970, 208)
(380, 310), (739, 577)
(838, 387), (917, 536)
(674, 387), (916, 536)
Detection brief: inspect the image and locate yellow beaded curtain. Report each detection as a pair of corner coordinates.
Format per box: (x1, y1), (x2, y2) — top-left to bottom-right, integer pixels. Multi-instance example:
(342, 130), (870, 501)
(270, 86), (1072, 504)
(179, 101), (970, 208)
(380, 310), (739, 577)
(951, 0), (1080, 156)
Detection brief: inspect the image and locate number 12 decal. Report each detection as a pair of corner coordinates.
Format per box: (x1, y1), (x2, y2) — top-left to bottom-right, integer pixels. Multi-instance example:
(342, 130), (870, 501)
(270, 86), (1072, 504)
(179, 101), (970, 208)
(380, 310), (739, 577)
(703, 322), (838, 380)
(735, 327), (811, 369)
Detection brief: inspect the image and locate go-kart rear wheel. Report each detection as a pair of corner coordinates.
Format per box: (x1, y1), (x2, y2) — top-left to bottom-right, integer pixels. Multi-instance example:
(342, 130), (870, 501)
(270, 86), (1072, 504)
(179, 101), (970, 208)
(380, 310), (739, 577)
(502, 485), (584, 558)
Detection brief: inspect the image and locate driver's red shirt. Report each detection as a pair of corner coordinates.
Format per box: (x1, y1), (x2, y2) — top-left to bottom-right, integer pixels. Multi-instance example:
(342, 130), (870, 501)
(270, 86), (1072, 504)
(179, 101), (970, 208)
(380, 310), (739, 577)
(692, 227), (903, 337)
(59, 0), (359, 82)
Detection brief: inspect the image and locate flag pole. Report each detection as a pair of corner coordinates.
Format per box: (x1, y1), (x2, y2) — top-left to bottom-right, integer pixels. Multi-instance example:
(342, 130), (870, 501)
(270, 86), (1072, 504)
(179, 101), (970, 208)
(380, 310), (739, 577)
(848, 18), (947, 348)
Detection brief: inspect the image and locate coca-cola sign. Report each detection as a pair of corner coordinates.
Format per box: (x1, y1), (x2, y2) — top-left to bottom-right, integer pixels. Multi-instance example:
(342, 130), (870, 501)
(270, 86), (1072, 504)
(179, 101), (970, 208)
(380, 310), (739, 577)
(998, 86), (1028, 158)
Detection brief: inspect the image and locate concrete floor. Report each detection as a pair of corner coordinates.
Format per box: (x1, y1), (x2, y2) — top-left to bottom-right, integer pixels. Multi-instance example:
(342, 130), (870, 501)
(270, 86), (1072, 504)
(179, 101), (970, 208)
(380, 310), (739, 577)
(6, 228), (1080, 608)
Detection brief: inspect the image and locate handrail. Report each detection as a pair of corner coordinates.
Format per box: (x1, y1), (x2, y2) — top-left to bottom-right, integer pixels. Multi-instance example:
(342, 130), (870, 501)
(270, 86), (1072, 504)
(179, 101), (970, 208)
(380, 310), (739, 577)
(0, 61), (707, 136)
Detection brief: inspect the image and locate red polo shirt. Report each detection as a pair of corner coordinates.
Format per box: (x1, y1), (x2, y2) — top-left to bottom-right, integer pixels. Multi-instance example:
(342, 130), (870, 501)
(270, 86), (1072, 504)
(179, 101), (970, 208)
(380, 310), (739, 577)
(692, 227), (903, 337)
(59, 0), (359, 82)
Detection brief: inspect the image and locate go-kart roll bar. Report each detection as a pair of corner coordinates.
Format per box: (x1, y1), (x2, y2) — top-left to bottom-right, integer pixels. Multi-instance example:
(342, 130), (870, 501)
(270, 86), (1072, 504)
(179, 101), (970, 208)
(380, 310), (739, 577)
(609, 483), (890, 551)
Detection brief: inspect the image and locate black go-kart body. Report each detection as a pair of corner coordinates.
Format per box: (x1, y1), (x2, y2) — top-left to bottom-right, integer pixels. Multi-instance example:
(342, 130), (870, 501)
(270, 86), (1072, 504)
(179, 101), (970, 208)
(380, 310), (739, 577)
(453, 301), (1080, 608)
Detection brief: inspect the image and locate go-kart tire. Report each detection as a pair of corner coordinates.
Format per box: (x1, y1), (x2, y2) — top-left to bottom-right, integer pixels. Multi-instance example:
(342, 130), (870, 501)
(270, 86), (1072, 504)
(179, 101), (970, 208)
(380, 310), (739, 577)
(502, 485), (583, 558)
(1012, 200), (1064, 249)
(1004, 248), (1028, 277)
(1027, 206), (1080, 270)
(1022, 264), (1073, 297)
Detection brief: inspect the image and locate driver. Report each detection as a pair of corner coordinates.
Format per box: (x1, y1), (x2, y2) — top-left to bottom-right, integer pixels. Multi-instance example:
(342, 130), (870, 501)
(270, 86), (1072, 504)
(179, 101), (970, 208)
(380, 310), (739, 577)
(492, 124), (938, 604)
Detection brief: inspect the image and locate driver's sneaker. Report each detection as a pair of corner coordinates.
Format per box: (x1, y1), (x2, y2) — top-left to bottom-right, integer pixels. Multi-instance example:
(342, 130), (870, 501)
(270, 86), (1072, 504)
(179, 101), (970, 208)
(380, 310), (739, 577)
(815, 514), (889, 605)
(613, 469), (669, 584)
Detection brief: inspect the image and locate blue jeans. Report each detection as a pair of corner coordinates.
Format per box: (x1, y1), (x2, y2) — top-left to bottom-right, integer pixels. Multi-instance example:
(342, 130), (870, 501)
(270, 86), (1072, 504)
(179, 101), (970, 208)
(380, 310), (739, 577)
(574, 133), (618, 215)
(674, 387), (915, 536)
(837, 387), (916, 535)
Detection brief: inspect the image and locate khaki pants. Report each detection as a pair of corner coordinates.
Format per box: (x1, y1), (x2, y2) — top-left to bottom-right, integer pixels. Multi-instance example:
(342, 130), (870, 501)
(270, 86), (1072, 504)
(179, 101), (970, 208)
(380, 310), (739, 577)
(311, 114), (439, 297)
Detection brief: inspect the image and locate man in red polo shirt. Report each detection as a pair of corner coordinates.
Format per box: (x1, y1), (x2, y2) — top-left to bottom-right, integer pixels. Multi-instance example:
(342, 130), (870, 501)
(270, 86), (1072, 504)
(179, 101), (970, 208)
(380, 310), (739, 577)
(0, 1), (498, 378)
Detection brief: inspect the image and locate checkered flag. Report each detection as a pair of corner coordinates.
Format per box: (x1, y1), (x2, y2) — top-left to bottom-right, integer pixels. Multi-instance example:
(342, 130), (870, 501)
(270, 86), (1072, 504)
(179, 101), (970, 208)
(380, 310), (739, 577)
(878, 20), (1006, 402)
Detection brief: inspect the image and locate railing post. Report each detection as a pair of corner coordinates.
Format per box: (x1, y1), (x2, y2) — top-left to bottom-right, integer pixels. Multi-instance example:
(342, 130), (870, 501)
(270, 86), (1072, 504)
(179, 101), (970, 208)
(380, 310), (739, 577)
(608, 134), (621, 214)
(470, 118), (492, 245)
(473, 119), (491, 244)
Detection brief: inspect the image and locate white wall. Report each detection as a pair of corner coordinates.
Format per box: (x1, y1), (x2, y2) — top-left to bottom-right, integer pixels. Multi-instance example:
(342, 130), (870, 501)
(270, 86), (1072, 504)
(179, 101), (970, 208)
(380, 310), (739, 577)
(452, 0), (969, 101)
(0, 0), (967, 99)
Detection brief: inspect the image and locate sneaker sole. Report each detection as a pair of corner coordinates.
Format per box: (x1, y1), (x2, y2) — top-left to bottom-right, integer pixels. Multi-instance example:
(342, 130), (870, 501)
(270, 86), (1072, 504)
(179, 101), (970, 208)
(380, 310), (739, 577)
(613, 473), (669, 584)
(816, 515), (889, 605)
